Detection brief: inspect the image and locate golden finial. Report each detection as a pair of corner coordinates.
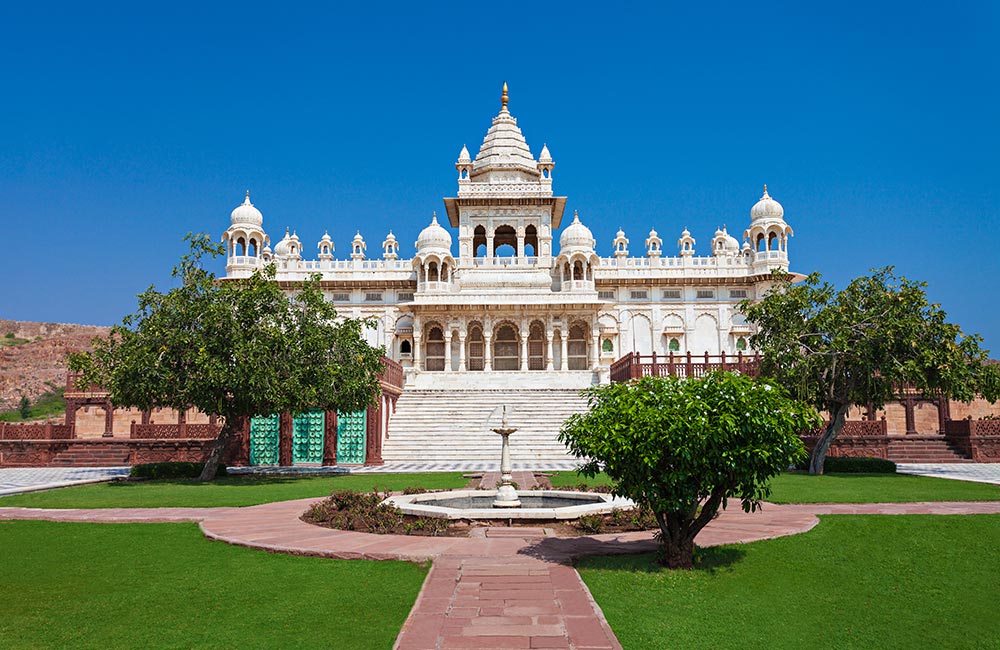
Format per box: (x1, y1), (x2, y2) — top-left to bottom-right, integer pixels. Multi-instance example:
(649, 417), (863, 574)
(501, 81), (509, 108)
(763, 184), (769, 196)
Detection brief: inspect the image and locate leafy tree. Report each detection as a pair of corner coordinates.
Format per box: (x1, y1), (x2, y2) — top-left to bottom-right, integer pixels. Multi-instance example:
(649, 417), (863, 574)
(559, 372), (818, 569)
(70, 234), (385, 481)
(742, 268), (1000, 475)
(18, 395), (31, 419)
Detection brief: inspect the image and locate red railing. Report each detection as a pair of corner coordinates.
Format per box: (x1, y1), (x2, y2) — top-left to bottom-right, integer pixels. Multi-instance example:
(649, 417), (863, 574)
(0, 422), (74, 440)
(609, 351), (763, 383)
(130, 423), (221, 439)
(379, 356), (404, 392)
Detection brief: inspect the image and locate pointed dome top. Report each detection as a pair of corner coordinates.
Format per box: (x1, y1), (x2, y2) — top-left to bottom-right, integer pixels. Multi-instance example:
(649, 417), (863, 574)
(539, 143), (552, 163)
(384, 230), (397, 242)
(559, 210), (596, 253)
(273, 228), (300, 259)
(457, 144), (471, 164)
(230, 190), (263, 227)
(750, 184), (785, 221)
(416, 212), (452, 253)
(319, 230), (332, 243)
(471, 82), (538, 177)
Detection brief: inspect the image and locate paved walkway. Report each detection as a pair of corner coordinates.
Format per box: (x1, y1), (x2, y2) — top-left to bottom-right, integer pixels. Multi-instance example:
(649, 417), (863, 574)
(2, 497), (998, 649)
(896, 463), (1000, 485)
(0, 466), (130, 496)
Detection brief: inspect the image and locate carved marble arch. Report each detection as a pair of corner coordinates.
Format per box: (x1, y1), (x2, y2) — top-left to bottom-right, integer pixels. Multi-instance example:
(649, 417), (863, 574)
(235, 236), (247, 256)
(473, 225), (487, 257)
(567, 320), (590, 370)
(524, 225), (538, 256)
(424, 322), (446, 371)
(492, 321), (520, 371)
(528, 320), (546, 370)
(493, 224), (517, 257)
(467, 321), (485, 371)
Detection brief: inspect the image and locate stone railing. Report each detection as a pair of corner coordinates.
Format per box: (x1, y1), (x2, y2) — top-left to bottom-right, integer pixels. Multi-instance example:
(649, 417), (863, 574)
(610, 351), (762, 383)
(0, 422), (74, 440)
(379, 356), (404, 393)
(941, 418), (1000, 461)
(130, 423), (220, 439)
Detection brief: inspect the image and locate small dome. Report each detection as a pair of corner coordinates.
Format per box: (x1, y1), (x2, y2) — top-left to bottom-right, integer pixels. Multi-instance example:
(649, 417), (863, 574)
(712, 226), (741, 255)
(750, 185), (784, 221)
(319, 231), (332, 244)
(457, 145), (471, 164)
(539, 144), (552, 163)
(616, 227), (626, 239)
(230, 191), (263, 227)
(559, 210), (595, 252)
(384, 230), (397, 243)
(273, 228), (299, 259)
(416, 213), (452, 253)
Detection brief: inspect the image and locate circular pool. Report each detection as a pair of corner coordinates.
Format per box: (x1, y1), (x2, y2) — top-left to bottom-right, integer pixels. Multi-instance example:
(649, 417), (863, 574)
(384, 489), (634, 520)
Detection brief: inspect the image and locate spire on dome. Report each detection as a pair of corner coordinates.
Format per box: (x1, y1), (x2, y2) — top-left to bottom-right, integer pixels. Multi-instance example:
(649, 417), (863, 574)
(244, 190), (251, 203)
(501, 81), (509, 111)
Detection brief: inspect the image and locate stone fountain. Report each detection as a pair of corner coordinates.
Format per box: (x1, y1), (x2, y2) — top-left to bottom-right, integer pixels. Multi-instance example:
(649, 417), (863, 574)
(492, 405), (520, 508)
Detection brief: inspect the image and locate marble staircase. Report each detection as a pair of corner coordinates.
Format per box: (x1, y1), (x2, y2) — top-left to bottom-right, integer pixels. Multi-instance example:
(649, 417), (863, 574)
(382, 389), (590, 463)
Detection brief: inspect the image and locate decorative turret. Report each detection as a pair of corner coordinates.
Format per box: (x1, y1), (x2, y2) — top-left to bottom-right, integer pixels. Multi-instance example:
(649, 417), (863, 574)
(537, 143), (554, 179)
(413, 213), (455, 293)
(711, 226), (740, 257)
(274, 228), (302, 261)
(559, 211), (596, 254)
(677, 228), (695, 257)
(556, 211), (599, 292)
(222, 190), (270, 272)
(456, 145), (472, 179)
(415, 212), (452, 255)
(382, 231), (399, 260)
(350, 231), (366, 260)
(317, 231), (334, 261)
(612, 227), (629, 258)
(646, 228), (663, 258)
(743, 184), (793, 261)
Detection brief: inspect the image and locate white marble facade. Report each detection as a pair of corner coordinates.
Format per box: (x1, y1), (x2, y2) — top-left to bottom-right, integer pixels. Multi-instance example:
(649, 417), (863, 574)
(221, 84), (795, 386)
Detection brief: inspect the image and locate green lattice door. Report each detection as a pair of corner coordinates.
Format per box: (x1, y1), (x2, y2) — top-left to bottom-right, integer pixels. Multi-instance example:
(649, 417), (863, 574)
(249, 414), (280, 465)
(336, 410), (367, 464)
(292, 409), (325, 464)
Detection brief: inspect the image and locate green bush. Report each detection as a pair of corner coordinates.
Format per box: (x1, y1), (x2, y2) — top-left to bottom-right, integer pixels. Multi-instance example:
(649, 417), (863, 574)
(130, 462), (228, 479)
(823, 456), (897, 474)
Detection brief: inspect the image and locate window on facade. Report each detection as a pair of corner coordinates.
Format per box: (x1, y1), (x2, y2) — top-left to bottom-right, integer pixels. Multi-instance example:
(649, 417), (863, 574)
(425, 326), (445, 371)
(696, 290), (714, 299)
(668, 337), (681, 352)
(729, 289), (748, 299)
(662, 289), (681, 300)
(399, 340), (412, 355)
(630, 290), (648, 300)
(736, 337), (748, 351)
(568, 323), (589, 370)
(397, 292), (414, 301)
(602, 338), (614, 353)
(598, 290), (615, 300)
(330, 292), (351, 302)
(528, 321), (546, 370)
(493, 324), (520, 370)
(365, 292), (383, 302)
(467, 325), (485, 371)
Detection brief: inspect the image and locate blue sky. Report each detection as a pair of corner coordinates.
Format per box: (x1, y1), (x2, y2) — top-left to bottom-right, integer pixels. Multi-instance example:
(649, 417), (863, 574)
(1, 2), (998, 350)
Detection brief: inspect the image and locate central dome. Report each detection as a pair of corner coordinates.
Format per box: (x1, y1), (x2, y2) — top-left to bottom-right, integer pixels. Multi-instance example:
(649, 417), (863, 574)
(230, 191), (263, 226)
(416, 213), (452, 253)
(750, 185), (784, 221)
(559, 211), (595, 252)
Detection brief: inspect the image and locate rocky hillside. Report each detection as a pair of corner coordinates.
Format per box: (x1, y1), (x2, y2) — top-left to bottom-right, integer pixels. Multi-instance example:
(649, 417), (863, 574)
(0, 319), (110, 411)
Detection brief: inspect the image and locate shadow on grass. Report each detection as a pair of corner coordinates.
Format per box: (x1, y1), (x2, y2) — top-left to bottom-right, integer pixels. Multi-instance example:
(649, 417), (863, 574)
(574, 544), (747, 574)
(105, 475), (335, 489)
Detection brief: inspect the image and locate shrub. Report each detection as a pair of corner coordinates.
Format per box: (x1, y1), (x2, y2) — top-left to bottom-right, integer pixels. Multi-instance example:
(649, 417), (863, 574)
(130, 462), (228, 479)
(823, 456), (897, 474)
(402, 486), (427, 495)
(576, 514), (606, 534)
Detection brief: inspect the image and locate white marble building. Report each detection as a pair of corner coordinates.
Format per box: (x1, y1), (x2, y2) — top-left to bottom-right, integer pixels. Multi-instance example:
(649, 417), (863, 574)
(221, 84), (795, 391)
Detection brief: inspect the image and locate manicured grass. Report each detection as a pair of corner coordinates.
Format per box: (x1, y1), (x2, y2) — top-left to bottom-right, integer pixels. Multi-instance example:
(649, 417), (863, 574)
(767, 472), (1000, 503)
(0, 472), (468, 508)
(551, 470), (1000, 502)
(0, 521), (426, 650)
(579, 515), (1000, 650)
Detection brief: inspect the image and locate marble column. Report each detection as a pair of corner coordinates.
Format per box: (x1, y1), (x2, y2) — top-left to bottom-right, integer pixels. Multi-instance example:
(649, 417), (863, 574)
(484, 333), (493, 372)
(458, 333), (467, 371)
(592, 330), (601, 370)
(561, 333), (569, 371)
(546, 332), (554, 371)
(444, 330), (452, 372)
(413, 334), (423, 372)
(520, 334), (529, 371)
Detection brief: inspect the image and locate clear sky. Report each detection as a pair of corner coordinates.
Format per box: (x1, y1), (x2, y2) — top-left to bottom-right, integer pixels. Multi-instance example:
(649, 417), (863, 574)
(1, 2), (997, 351)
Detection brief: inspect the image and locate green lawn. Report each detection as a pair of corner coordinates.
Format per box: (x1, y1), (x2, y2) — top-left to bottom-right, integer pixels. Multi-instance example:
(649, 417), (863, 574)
(0, 472), (468, 508)
(0, 520), (425, 650)
(551, 470), (1000, 502)
(579, 515), (1000, 650)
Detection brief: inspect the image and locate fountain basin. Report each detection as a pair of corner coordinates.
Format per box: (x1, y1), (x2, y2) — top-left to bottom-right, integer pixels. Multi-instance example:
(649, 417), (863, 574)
(384, 489), (635, 520)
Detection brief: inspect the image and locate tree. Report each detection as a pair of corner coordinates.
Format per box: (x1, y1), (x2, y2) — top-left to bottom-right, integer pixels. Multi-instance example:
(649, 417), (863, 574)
(559, 372), (818, 569)
(70, 234), (386, 481)
(742, 268), (1000, 475)
(18, 395), (31, 419)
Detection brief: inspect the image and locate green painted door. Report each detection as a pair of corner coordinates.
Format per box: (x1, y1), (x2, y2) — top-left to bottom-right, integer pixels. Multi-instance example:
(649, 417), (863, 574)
(249, 414), (280, 465)
(292, 409), (325, 464)
(336, 410), (367, 464)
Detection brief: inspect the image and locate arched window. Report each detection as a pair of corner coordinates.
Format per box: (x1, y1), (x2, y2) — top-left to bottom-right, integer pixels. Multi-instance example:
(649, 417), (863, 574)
(768, 232), (778, 251)
(467, 325), (484, 371)
(493, 225), (517, 257)
(425, 326), (445, 371)
(602, 338), (614, 353)
(573, 260), (584, 281)
(249, 239), (258, 256)
(473, 226), (487, 258)
(528, 321), (546, 370)
(493, 324), (519, 371)
(735, 337), (747, 351)
(668, 337), (680, 352)
(399, 340), (412, 355)
(525, 225), (538, 257)
(756, 234), (766, 252)
(427, 261), (439, 282)
(237, 237), (247, 256)
(568, 323), (588, 370)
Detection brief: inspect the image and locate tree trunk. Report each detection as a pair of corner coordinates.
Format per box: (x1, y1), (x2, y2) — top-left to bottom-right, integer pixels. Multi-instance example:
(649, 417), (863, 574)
(198, 416), (234, 482)
(659, 533), (695, 569)
(809, 404), (849, 475)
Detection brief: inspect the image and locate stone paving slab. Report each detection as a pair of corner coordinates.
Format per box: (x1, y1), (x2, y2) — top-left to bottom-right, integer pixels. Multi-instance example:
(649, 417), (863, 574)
(896, 463), (1000, 485)
(0, 466), (130, 496)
